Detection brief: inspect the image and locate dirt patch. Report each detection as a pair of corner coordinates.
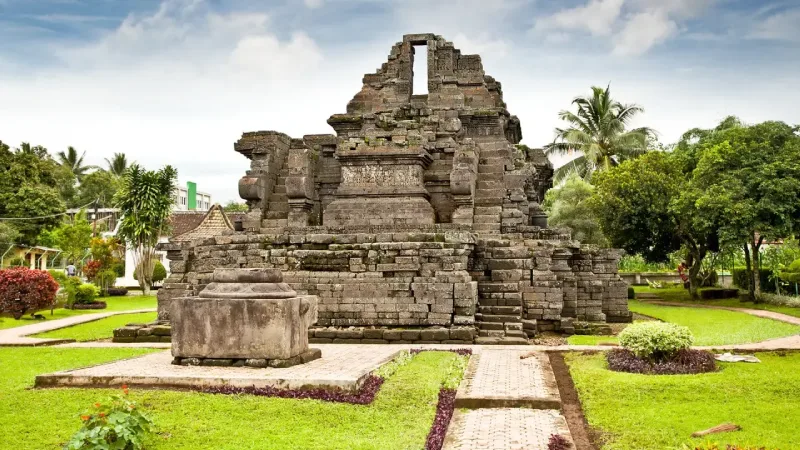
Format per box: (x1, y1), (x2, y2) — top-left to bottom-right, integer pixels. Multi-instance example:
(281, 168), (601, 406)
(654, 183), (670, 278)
(548, 352), (601, 450)
(532, 332), (568, 346)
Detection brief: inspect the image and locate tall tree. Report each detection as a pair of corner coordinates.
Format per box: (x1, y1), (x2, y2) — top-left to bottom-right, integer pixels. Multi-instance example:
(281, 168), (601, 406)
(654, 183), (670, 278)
(691, 121), (800, 301)
(75, 169), (120, 208)
(542, 175), (607, 246)
(105, 153), (130, 177)
(114, 164), (177, 296)
(0, 142), (67, 245)
(545, 85), (656, 183)
(57, 146), (94, 181)
(49, 211), (93, 263)
(590, 151), (719, 298)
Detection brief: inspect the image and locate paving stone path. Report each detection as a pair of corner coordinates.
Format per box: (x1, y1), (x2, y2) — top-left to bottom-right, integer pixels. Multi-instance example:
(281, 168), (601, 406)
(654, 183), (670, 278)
(0, 309), (155, 347)
(36, 345), (399, 391)
(444, 349), (573, 450)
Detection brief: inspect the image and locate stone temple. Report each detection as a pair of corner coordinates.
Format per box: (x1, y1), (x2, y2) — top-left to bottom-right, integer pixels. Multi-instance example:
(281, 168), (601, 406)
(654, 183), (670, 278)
(145, 33), (630, 345)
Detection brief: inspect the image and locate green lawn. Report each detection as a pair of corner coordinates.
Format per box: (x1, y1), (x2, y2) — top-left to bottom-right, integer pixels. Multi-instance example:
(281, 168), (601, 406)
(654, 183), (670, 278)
(567, 351), (800, 449)
(567, 335), (620, 346)
(0, 348), (461, 449)
(0, 295), (156, 330)
(628, 300), (800, 346)
(32, 312), (157, 341)
(566, 298), (800, 346)
(633, 285), (800, 319)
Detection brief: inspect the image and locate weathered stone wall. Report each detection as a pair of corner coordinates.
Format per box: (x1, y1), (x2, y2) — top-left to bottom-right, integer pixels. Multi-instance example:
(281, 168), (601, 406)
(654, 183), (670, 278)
(138, 33), (631, 345)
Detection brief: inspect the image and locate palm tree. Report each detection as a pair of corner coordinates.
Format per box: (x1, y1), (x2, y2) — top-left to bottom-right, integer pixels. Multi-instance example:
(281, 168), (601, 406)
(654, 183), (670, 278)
(57, 146), (95, 181)
(545, 85), (656, 183)
(105, 153), (130, 177)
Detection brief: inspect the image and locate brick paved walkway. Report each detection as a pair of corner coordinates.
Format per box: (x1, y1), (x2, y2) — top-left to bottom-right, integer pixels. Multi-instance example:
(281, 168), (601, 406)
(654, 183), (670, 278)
(455, 350), (560, 408)
(0, 309), (155, 347)
(443, 409), (572, 450)
(444, 349), (572, 450)
(35, 345), (399, 391)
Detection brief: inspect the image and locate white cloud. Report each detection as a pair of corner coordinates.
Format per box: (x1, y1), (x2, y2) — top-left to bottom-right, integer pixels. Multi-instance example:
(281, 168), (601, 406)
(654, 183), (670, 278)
(534, 0), (624, 37)
(304, 0), (324, 8)
(612, 11), (677, 56)
(750, 8), (800, 42)
(0, 0), (328, 203)
(534, 0), (714, 56)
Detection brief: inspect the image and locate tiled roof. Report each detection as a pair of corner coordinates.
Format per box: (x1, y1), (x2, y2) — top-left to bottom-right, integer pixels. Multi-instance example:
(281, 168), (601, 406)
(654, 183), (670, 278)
(169, 211), (207, 238)
(171, 204), (235, 242)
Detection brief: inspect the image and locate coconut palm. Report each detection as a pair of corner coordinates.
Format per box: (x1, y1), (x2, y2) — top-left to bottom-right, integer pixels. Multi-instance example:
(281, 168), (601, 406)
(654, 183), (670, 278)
(57, 146), (95, 181)
(105, 152), (130, 177)
(545, 85), (656, 183)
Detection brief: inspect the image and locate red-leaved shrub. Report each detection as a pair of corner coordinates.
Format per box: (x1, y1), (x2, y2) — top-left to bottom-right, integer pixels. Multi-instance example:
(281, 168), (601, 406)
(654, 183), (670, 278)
(0, 267), (59, 319)
(83, 260), (102, 282)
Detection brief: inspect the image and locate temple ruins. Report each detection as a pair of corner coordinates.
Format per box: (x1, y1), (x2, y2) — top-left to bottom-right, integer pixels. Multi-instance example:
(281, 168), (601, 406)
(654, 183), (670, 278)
(130, 33), (630, 345)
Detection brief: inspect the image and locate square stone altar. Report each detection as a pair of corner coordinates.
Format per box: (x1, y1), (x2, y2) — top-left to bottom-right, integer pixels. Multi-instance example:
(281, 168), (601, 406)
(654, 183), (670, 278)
(171, 268), (321, 368)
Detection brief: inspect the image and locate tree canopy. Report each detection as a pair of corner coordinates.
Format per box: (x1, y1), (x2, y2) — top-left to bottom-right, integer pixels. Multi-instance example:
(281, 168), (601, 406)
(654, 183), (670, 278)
(545, 85), (656, 183)
(114, 164), (177, 295)
(105, 153), (130, 177)
(689, 120), (800, 299)
(542, 175), (607, 246)
(57, 146), (94, 181)
(0, 141), (67, 245)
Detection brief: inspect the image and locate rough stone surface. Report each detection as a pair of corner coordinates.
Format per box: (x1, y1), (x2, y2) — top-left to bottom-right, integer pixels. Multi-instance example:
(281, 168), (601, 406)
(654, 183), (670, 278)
(140, 33), (631, 344)
(36, 345), (398, 391)
(171, 269), (318, 361)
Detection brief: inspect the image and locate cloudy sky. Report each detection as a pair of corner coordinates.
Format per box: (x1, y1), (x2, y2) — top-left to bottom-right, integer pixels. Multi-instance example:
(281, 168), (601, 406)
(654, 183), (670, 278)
(1, 0), (799, 203)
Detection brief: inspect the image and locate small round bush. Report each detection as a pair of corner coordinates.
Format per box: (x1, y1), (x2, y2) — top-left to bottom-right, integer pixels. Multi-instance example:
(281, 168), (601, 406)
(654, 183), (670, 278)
(152, 261), (167, 283)
(74, 283), (100, 304)
(0, 267), (59, 319)
(618, 321), (693, 361)
(133, 260), (167, 284)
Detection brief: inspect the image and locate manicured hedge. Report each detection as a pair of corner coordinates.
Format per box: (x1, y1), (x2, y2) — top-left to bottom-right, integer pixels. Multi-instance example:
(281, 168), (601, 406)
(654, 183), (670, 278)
(106, 288), (129, 297)
(699, 288), (739, 300)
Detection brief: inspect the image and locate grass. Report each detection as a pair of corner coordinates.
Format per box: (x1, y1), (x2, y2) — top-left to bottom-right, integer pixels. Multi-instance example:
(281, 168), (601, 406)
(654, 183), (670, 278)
(567, 335), (619, 346)
(628, 300), (800, 346)
(567, 351), (800, 449)
(32, 312), (157, 341)
(0, 295), (156, 330)
(566, 296), (800, 346)
(0, 348), (461, 449)
(634, 285), (800, 319)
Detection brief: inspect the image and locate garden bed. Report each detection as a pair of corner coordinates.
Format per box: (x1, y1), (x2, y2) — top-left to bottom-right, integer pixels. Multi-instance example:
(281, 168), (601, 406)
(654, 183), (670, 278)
(70, 302), (107, 310)
(606, 348), (717, 375)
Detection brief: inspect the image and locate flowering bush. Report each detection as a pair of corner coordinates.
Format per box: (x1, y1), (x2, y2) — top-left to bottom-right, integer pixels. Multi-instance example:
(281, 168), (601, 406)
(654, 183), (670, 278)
(618, 321), (693, 361)
(65, 385), (154, 450)
(0, 267), (59, 319)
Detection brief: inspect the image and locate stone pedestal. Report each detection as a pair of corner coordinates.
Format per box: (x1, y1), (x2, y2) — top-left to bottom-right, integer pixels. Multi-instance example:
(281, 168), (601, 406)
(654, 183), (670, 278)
(171, 268), (319, 368)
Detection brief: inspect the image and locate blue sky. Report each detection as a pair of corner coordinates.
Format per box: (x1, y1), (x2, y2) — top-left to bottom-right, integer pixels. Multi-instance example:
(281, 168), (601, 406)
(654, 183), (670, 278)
(1, 0), (799, 202)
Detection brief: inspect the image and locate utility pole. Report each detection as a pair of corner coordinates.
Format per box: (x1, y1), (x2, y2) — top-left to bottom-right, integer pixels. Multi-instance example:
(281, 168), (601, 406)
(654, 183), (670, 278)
(92, 198), (99, 237)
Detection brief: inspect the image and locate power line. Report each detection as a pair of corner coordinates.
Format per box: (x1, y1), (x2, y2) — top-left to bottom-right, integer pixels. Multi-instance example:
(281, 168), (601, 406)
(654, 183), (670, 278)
(0, 200), (98, 221)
